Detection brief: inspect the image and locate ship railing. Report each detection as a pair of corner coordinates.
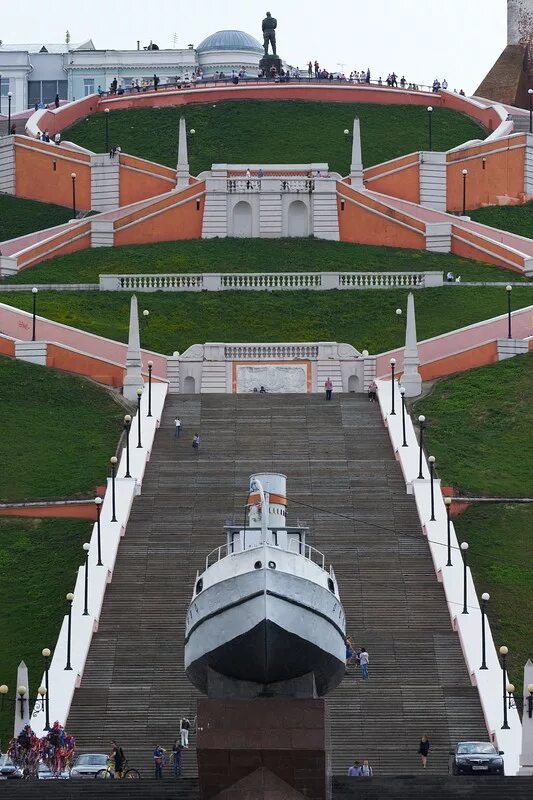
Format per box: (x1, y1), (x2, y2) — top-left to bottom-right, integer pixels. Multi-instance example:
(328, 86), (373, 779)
(205, 542), (231, 569)
(287, 539), (325, 569)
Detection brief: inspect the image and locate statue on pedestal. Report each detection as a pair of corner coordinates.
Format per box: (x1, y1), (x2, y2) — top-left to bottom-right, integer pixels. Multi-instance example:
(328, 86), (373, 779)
(262, 12), (277, 56)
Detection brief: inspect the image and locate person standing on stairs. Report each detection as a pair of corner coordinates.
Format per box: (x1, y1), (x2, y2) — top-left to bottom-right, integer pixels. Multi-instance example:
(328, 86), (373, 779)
(192, 434), (201, 454)
(110, 741), (125, 778)
(153, 745), (166, 778)
(359, 647), (369, 679)
(171, 740), (183, 776)
(175, 417), (182, 437)
(180, 717), (191, 748)
(324, 377), (333, 401)
(418, 735), (430, 768)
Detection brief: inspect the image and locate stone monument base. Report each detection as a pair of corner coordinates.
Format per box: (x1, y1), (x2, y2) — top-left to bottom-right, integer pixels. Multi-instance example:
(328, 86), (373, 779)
(259, 55), (282, 76)
(197, 698), (330, 800)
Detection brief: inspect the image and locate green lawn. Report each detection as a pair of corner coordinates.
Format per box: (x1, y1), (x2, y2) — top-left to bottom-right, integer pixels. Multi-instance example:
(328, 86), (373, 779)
(415, 354), (533, 496)
(0, 517), (92, 749)
(65, 101), (486, 174)
(416, 356), (533, 697)
(5, 238), (525, 285)
(2, 286), (532, 357)
(470, 202), (533, 240)
(0, 357), (123, 502)
(0, 195), (73, 243)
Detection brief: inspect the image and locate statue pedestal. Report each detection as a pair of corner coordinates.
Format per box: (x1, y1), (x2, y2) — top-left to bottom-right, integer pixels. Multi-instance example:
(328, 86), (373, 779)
(260, 54), (282, 75)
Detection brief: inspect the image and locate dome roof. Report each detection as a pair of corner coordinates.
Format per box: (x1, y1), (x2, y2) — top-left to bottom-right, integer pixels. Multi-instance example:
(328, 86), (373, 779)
(197, 30), (263, 54)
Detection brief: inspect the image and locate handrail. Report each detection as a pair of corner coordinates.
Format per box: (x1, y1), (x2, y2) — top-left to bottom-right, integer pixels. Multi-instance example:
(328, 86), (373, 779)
(203, 538), (327, 571)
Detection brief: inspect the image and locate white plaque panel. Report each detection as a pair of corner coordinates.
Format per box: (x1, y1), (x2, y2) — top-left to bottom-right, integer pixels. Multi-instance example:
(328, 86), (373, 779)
(236, 364), (308, 393)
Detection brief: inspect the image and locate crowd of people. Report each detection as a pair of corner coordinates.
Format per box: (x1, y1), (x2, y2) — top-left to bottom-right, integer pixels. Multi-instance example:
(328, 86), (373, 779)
(6, 722), (76, 778)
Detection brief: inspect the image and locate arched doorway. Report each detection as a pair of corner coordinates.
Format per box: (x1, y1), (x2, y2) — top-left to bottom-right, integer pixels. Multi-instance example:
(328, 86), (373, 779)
(183, 375), (195, 393)
(288, 200), (309, 237)
(233, 201), (253, 237)
(348, 375), (360, 393)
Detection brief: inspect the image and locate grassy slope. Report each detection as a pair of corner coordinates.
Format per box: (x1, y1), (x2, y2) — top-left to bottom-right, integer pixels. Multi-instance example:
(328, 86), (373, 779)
(0, 195), (73, 243)
(0, 357), (123, 502)
(5, 238), (525, 285)
(416, 355), (533, 695)
(65, 101), (486, 174)
(2, 287), (532, 357)
(0, 517), (91, 750)
(470, 202), (533, 240)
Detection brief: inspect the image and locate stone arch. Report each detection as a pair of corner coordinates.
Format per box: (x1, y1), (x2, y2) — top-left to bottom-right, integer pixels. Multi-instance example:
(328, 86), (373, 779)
(348, 374), (360, 393)
(232, 200), (253, 237)
(183, 375), (196, 393)
(287, 200), (309, 237)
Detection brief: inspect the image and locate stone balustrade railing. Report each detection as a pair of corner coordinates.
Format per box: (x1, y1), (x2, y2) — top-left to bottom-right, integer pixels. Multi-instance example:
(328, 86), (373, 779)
(224, 344), (319, 360)
(99, 271), (443, 292)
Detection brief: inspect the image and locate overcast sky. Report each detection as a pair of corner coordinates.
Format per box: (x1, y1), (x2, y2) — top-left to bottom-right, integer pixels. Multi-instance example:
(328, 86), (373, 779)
(3, 0), (506, 93)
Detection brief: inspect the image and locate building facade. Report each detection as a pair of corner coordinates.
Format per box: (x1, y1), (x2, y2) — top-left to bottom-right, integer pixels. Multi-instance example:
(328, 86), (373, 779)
(0, 31), (263, 115)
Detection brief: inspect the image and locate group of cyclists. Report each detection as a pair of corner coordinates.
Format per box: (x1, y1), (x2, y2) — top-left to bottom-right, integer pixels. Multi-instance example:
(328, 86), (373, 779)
(6, 721), (76, 778)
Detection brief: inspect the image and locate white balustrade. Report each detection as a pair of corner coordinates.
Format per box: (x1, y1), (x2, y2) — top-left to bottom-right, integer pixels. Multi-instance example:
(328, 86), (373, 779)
(100, 271), (442, 292)
(224, 344), (319, 360)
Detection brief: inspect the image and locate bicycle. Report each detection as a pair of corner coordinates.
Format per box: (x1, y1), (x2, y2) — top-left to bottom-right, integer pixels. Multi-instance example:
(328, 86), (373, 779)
(95, 759), (140, 779)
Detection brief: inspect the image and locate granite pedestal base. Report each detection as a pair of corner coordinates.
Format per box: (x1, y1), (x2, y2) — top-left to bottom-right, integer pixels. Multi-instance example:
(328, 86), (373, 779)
(197, 698), (330, 800)
(260, 55), (282, 76)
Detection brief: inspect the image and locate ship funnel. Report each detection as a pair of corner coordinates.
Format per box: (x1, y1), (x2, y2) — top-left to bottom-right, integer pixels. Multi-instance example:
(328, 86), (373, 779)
(248, 472), (287, 529)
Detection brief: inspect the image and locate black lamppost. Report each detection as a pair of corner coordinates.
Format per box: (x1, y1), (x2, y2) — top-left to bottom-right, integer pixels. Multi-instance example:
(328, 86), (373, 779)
(400, 387), (407, 447)
(417, 415), (426, 479)
(428, 455), (436, 521)
(480, 592), (490, 670)
(31, 287), (38, 341)
(444, 497), (452, 566)
(105, 108), (110, 151)
(462, 169), (468, 215)
(110, 456), (118, 522)
(142, 309), (150, 326)
(461, 541), (469, 614)
(71, 172), (77, 217)
(7, 91), (12, 133)
(506, 285), (512, 339)
(500, 645), (510, 729)
(427, 105), (433, 151)
(395, 308), (403, 326)
(123, 415), (132, 477)
(65, 592), (74, 670)
(94, 496), (103, 564)
(529, 88), (533, 134)
(5, 685), (47, 722)
(42, 647), (51, 730)
(147, 361), (153, 417)
(136, 387), (143, 448)
(82, 542), (90, 616)
(390, 358), (396, 415)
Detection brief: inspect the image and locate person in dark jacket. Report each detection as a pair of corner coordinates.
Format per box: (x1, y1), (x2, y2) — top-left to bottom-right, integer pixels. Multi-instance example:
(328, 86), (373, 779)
(418, 735), (430, 768)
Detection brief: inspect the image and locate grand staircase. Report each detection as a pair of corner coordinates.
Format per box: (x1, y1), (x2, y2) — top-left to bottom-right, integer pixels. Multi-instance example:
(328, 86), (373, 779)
(66, 394), (487, 780)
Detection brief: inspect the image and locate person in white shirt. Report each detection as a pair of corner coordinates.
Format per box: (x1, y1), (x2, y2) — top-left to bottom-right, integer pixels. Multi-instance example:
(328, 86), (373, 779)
(174, 417), (182, 437)
(359, 647), (369, 679)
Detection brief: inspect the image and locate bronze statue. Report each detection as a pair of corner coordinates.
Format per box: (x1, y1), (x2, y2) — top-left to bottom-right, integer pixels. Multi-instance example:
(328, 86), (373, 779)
(262, 11), (277, 56)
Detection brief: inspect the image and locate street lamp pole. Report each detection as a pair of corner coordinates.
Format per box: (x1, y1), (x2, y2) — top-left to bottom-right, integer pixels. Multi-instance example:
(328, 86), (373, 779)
(427, 106), (433, 151)
(82, 542), (90, 615)
(110, 456), (118, 522)
(42, 647), (51, 730)
(462, 169), (468, 216)
(428, 455), (436, 521)
(506, 285), (512, 339)
(400, 387), (407, 447)
(71, 172), (77, 217)
(105, 108), (110, 151)
(500, 646), (510, 729)
(529, 89), (533, 135)
(123, 415), (132, 477)
(31, 287), (38, 341)
(8, 92), (12, 133)
(65, 593), (74, 670)
(444, 497), (452, 566)
(390, 358), (396, 415)
(461, 541), (469, 614)
(136, 387), (143, 448)
(417, 415), (426, 479)
(480, 592), (490, 670)
(147, 361), (153, 417)
(94, 496), (103, 565)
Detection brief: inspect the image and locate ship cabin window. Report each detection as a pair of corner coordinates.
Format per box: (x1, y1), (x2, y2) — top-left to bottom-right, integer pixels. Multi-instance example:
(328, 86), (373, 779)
(268, 561), (276, 569)
(287, 530), (303, 553)
(254, 560), (262, 570)
(327, 578), (335, 593)
(230, 530), (242, 553)
(195, 578), (203, 595)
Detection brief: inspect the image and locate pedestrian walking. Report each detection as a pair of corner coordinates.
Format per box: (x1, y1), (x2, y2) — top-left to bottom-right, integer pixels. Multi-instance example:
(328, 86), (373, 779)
(171, 740), (183, 776)
(347, 760), (362, 776)
(174, 417), (182, 437)
(192, 434), (200, 454)
(153, 745), (166, 778)
(418, 735), (430, 768)
(367, 380), (378, 402)
(180, 718), (190, 748)
(345, 635), (354, 672)
(110, 741), (125, 778)
(324, 377), (333, 401)
(54, 93), (60, 108)
(359, 647), (369, 680)
(54, 131), (61, 145)
(361, 759), (373, 777)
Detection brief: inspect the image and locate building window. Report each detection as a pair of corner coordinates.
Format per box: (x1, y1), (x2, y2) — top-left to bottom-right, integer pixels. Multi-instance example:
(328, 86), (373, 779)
(28, 80), (68, 107)
(83, 78), (95, 97)
(0, 78), (9, 97)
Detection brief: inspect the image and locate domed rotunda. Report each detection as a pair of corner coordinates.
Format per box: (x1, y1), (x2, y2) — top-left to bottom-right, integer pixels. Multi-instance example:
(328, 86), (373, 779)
(196, 30), (263, 76)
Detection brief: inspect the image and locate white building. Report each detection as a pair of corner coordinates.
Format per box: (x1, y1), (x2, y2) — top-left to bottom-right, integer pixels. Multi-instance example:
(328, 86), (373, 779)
(0, 30), (263, 114)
